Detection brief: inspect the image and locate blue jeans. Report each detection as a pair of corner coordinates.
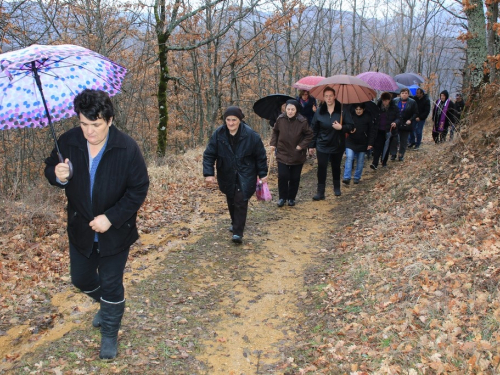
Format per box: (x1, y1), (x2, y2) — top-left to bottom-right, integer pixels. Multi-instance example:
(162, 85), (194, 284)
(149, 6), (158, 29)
(343, 148), (365, 181)
(409, 120), (425, 147)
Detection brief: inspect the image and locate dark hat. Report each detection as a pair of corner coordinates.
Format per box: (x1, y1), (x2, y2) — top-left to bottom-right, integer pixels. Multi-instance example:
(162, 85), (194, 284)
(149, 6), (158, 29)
(223, 106), (245, 121)
(285, 99), (301, 112)
(380, 92), (392, 101)
(440, 90), (449, 100)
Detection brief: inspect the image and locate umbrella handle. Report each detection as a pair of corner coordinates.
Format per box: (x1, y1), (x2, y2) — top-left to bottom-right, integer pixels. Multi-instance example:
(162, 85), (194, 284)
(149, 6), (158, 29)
(57, 152), (74, 180)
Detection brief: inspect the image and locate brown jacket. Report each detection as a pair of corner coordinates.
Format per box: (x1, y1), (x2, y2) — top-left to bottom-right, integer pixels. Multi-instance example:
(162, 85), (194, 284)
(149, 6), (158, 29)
(270, 114), (314, 165)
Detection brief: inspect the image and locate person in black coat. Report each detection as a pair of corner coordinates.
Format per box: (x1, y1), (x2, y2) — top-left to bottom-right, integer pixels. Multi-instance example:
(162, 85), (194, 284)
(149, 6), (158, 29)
(409, 88), (431, 150)
(369, 92), (400, 170)
(391, 88), (418, 161)
(203, 106), (268, 244)
(296, 90), (317, 126)
(309, 87), (353, 198)
(432, 90), (455, 143)
(342, 103), (373, 184)
(44, 89), (149, 360)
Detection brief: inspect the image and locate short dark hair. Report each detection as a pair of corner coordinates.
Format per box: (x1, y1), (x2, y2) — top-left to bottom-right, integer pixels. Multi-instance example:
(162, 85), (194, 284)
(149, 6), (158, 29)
(380, 92), (392, 101)
(416, 88), (424, 95)
(400, 88), (410, 94)
(323, 86), (336, 96)
(73, 89), (114, 123)
(354, 103), (365, 110)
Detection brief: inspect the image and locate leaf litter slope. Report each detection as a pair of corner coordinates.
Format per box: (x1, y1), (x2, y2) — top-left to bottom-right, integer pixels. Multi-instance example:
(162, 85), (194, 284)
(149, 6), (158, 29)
(2, 151), (349, 374)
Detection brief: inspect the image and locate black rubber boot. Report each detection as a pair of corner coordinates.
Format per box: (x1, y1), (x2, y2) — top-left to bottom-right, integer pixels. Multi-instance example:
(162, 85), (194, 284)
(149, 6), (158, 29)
(333, 180), (341, 196)
(84, 287), (102, 328)
(312, 184), (326, 201)
(99, 300), (125, 360)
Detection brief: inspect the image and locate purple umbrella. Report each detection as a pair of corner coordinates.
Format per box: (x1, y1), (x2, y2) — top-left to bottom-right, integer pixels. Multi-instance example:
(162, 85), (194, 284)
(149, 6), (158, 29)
(356, 71), (398, 91)
(394, 72), (424, 86)
(0, 44), (127, 178)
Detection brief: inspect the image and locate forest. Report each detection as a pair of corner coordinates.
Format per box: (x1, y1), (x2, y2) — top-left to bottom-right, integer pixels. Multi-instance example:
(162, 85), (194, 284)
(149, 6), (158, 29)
(1, 0), (491, 198)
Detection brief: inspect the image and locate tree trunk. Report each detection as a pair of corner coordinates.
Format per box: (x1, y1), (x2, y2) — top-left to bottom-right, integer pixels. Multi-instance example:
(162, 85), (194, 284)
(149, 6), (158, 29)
(464, 0), (487, 90)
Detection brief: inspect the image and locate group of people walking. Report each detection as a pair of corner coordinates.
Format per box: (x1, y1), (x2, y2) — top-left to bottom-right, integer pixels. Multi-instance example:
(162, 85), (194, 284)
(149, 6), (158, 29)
(203, 84), (466, 247)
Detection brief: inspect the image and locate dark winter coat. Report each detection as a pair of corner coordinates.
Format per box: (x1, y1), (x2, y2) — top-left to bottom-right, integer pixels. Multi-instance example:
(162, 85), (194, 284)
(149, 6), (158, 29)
(393, 97), (418, 132)
(44, 125), (150, 258)
(203, 123), (268, 200)
(270, 113), (313, 165)
(296, 95), (317, 125)
(310, 100), (354, 154)
(346, 111), (372, 153)
(368, 99), (400, 145)
(432, 91), (455, 132)
(413, 92), (431, 121)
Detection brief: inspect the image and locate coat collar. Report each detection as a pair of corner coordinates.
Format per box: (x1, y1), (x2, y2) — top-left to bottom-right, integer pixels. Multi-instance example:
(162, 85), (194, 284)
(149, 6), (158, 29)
(66, 125), (126, 150)
(319, 99), (342, 115)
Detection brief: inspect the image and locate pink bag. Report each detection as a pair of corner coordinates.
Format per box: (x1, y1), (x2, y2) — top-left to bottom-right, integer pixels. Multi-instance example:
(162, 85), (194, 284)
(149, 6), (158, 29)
(256, 178), (272, 201)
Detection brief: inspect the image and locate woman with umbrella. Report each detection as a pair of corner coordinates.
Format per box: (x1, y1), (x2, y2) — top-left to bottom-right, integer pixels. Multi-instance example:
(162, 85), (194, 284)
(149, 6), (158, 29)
(44, 89), (150, 360)
(309, 87), (353, 199)
(270, 99), (313, 207)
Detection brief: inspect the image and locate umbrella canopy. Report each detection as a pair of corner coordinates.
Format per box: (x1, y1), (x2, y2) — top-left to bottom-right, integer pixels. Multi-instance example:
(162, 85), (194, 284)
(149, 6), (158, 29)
(292, 75), (325, 91)
(390, 82), (408, 95)
(356, 71), (398, 91)
(408, 84), (419, 96)
(0, 44), (127, 130)
(309, 74), (377, 103)
(394, 72), (424, 86)
(0, 44), (127, 178)
(253, 94), (295, 120)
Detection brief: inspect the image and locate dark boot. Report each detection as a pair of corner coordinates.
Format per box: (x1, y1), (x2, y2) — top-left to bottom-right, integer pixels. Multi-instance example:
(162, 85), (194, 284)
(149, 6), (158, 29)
(84, 287), (102, 328)
(312, 184), (325, 201)
(333, 180), (341, 196)
(99, 299), (125, 360)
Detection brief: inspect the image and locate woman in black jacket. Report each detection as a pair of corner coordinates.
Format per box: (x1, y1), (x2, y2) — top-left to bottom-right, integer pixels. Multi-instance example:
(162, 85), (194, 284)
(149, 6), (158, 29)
(203, 106), (268, 244)
(369, 92), (400, 170)
(342, 103), (373, 184)
(45, 89), (149, 360)
(309, 87), (353, 198)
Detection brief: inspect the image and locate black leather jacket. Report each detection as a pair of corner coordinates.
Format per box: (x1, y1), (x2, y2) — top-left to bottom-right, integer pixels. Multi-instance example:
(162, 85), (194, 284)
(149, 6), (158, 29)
(393, 97), (418, 132)
(310, 100), (354, 154)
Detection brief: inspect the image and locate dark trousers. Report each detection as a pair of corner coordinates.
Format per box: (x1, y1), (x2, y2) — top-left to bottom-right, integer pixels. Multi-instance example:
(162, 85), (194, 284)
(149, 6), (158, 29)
(316, 150), (343, 184)
(226, 188), (248, 237)
(277, 162), (303, 200)
(70, 242), (129, 303)
(393, 130), (411, 157)
(372, 130), (387, 167)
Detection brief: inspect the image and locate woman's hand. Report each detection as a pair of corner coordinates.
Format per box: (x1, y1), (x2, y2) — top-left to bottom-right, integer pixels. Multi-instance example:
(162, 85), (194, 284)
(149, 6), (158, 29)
(350, 128), (357, 134)
(296, 145), (302, 150)
(367, 145), (373, 150)
(332, 121), (342, 130)
(55, 159), (71, 183)
(205, 176), (216, 184)
(90, 214), (112, 233)
(308, 148), (316, 156)
(312, 105), (317, 112)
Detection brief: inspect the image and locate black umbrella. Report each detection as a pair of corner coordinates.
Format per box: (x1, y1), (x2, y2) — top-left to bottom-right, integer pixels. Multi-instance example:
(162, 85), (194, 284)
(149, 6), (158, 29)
(394, 73), (424, 86)
(253, 94), (295, 120)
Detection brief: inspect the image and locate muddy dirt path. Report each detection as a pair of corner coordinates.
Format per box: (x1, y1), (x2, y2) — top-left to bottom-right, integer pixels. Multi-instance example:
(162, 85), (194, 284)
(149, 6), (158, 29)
(3, 162), (378, 374)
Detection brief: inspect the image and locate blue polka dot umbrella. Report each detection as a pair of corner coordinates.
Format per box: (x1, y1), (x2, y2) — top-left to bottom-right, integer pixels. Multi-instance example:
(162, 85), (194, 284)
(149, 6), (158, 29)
(0, 44), (127, 177)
